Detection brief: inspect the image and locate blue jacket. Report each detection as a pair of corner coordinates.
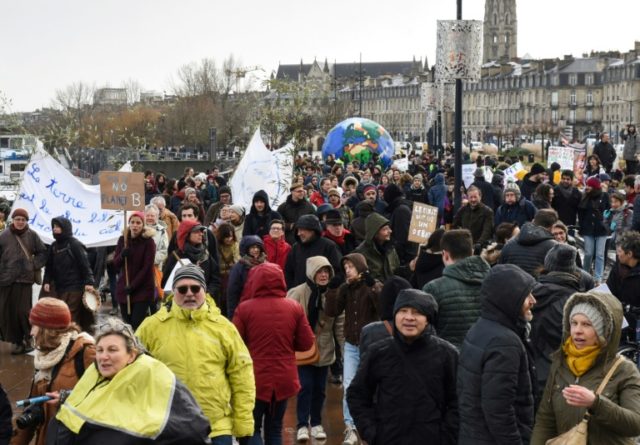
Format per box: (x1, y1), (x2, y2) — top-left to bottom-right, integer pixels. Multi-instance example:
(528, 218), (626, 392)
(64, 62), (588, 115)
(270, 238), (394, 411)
(494, 198), (537, 227)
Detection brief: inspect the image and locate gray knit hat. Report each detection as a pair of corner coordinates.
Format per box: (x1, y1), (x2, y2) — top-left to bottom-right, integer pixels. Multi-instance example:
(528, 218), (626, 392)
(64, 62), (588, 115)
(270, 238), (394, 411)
(228, 204), (245, 217)
(173, 264), (207, 290)
(570, 302), (605, 344)
(544, 244), (577, 274)
(504, 181), (521, 200)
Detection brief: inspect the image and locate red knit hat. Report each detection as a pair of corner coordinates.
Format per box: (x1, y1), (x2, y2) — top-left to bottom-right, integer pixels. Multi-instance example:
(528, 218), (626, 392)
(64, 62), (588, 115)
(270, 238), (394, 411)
(11, 208), (29, 219)
(128, 211), (145, 222)
(586, 177), (601, 190)
(30, 297), (71, 329)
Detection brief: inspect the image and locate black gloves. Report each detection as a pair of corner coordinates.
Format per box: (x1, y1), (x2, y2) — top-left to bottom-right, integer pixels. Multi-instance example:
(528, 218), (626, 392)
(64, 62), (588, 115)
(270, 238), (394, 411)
(362, 270), (376, 287)
(120, 248), (131, 259)
(125, 286), (133, 296)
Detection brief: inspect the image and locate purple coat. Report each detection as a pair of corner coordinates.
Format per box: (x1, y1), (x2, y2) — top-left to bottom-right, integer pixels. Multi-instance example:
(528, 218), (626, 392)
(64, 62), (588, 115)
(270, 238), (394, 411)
(113, 227), (156, 304)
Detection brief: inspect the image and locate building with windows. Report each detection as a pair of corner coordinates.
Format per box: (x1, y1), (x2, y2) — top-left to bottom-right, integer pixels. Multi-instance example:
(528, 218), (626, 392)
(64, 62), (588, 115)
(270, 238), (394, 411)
(483, 0), (517, 63)
(602, 42), (640, 141)
(93, 88), (127, 107)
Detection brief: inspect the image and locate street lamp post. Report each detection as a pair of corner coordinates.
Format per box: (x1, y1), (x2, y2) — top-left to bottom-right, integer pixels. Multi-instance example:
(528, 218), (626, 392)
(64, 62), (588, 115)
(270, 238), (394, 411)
(453, 0), (463, 212)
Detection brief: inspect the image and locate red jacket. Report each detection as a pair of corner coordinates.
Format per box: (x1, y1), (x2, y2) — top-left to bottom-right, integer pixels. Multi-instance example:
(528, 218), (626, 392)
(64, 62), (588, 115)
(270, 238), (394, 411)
(262, 235), (291, 271)
(309, 190), (328, 207)
(233, 262), (315, 402)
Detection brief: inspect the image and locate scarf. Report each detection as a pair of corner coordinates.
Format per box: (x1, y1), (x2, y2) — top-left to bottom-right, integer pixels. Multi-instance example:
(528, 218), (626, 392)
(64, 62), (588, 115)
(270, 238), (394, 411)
(556, 183), (574, 200)
(183, 242), (209, 265)
(562, 336), (601, 377)
(34, 331), (78, 382)
(306, 280), (325, 330)
(323, 228), (351, 247)
(240, 252), (266, 268)
(10, 223), (28, 235)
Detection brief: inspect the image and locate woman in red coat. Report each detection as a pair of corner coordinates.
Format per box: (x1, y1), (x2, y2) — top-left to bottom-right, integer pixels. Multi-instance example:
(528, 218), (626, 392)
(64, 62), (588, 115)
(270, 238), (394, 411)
(233, 262), (315, 445)
(113, 212), (156, 330)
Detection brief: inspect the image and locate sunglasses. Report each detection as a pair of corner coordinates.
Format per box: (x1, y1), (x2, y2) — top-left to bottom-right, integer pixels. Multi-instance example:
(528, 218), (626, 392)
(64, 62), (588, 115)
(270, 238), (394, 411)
(176, 284), (202, 294)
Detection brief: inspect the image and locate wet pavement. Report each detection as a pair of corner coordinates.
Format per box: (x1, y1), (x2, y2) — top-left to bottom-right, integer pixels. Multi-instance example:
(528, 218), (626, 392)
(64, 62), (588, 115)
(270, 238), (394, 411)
(1, 298), (349, 445)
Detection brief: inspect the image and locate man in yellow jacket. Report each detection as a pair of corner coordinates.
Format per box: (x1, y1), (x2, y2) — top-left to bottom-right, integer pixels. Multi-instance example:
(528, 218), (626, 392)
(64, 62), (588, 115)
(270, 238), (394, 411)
(136, 264), (255, 444)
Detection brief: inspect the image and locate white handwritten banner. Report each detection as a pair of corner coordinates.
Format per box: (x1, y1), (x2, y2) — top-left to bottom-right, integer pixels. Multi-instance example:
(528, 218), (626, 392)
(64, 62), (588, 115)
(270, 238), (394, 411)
(547, 146), (574, 170)
(462, 164), (476, 189)
(230, 128), (294, 212)
(13, 149), (123, 247)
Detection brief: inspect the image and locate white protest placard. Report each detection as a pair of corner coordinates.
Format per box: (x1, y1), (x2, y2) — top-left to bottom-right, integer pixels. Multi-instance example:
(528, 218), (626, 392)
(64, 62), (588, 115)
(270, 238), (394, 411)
(13, 149), (124, 247)
(394, 158), (409, 172)
(547, 146), (574, 170)
(408, 202), (439, 244)
(502, 161), (524, 184)
(462, 164), (476, 189)
(230, 128), (294, 212)
(163, 258), (194, 292)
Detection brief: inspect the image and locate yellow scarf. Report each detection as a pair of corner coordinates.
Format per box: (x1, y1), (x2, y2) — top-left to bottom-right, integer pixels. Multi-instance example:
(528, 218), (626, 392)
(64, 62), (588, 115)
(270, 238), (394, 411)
(562, 337), (601, 377)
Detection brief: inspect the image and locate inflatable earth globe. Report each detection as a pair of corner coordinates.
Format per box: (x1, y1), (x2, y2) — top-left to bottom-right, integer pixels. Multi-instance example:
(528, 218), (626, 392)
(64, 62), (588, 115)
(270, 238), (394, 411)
(322, 117), (395, 168)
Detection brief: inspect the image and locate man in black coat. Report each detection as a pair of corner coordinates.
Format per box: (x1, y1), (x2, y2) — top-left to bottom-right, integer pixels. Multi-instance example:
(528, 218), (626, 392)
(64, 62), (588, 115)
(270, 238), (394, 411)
(499, 209), (558, 277)
(383, 184), (417, 265)
(458, 264), (537, 445)
(593, 132), (617, 173)
(277, 183), (315, 245)
(284, 214), (342, 289)
(348, 289), (459, 445)
(552, 170), (582, 226)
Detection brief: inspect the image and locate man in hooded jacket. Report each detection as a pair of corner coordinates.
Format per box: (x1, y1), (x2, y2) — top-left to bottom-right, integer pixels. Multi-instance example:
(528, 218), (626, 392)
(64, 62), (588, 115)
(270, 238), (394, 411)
(383, 184), (417, 265)
(458, 264), (538, 445)
(354, 213), (400, 282)
(348, 289), (459, 445)
(42, 216), (96, 333)
(284, 215), (342, 289)
(242, 189), (282, 239)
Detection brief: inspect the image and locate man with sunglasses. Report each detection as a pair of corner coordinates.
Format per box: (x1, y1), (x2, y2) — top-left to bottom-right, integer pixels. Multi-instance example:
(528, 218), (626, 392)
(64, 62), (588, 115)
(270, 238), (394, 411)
(136, 264), (256, 445)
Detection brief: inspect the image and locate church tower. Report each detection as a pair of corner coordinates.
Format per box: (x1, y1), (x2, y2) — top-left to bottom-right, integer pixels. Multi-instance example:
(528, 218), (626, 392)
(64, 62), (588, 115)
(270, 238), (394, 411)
(483, 0), (517, 63)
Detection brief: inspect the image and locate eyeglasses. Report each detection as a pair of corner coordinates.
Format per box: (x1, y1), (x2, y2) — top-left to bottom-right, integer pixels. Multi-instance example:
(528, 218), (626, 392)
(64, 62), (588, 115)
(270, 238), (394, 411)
(270, 227), (283, 232)
(552, 232), (565, 237)
(176, 284), (202, 294)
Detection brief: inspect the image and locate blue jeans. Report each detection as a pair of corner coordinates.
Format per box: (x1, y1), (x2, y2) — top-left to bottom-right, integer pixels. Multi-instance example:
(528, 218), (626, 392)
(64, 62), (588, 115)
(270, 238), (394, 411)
(246, 398), (288, 445)
(583, 235), (608, 282)
(210, 435), (233, 445)
(342, 342), (360, 428)
(296, 365), (329, 428)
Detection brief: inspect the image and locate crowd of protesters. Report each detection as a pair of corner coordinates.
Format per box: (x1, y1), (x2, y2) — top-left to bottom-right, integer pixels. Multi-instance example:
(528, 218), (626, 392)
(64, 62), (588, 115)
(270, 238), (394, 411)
(1, 129), (640, 444)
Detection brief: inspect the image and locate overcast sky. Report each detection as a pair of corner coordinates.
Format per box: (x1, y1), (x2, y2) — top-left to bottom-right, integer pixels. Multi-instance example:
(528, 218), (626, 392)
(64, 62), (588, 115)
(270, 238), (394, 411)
(2, 0), (638, 112)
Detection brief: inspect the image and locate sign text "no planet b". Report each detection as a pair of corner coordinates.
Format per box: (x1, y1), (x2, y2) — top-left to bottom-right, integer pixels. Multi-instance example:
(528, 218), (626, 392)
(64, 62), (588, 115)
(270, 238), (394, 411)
(99, 171), (145, 211)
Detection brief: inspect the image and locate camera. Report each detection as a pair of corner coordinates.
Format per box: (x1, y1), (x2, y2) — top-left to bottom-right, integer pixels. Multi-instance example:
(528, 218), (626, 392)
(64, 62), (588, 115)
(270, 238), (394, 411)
(16, 404), (44, 429)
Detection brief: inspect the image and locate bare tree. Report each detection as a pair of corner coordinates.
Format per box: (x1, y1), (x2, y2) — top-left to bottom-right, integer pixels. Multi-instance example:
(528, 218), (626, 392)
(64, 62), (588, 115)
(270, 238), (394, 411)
(122, 78), (142, 105)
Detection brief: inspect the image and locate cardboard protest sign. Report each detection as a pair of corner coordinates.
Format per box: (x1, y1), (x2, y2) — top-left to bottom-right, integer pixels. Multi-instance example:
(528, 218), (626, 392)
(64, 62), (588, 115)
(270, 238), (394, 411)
(99, 172), (145, 211)
(408, 202), (439, 244)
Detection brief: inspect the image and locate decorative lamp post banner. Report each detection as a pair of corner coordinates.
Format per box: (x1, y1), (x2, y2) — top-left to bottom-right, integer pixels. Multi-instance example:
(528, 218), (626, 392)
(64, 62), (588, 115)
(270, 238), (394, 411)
(420, 82), (438, 110)
(436, 20), (483, 82)
(438, 82), (456, 112)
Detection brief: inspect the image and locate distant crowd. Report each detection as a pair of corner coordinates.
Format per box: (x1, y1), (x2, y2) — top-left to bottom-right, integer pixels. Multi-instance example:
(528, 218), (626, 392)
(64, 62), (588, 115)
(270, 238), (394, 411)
(0, 125), (639, 444)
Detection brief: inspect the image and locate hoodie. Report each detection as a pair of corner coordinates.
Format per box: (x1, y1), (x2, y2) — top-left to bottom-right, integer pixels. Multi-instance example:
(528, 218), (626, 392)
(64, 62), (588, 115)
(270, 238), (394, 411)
(233, 263), (315, 402)
(499, 222), (556, 277)
(354, 213), (400, 282)
(243, 190), (282, 239)
(458, 264), (537, 445)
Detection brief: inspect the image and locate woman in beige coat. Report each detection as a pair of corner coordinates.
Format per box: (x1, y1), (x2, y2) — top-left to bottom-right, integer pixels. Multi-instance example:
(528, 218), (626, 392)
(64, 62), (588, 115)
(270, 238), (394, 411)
(287, 256), (344, 442)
